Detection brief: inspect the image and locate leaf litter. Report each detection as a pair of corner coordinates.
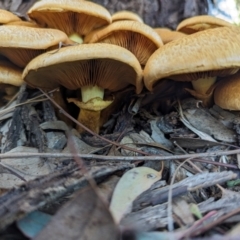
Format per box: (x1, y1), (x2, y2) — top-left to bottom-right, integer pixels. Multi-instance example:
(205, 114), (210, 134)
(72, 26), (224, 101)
(0, 74), (240, 239)
(0, 83), (240, 239)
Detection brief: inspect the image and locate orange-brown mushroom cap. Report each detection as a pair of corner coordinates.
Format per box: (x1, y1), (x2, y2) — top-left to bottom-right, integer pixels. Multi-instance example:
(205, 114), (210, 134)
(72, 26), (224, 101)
(176, 15), (233, 34)
(144, 26), (240, 91)
(214, 72), (240, 110)
(154, 28), (187, 44)
(84, 20), (163, 66)
(6, 20), (40, 28)
(22, 43), (143, 94)
(112, 11), (143, 23)
(28, 0), (112, 36)
(0, 25), (73, 68)
(0, 59), (23, 87)
(0, 9), (21, 24)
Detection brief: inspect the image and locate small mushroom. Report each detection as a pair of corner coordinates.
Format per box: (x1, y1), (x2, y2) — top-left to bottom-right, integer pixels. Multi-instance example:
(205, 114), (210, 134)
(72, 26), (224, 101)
(176, 15), (233, 34)
(84, 20), (163, 67)
(112, 11), (143, 23)
(6, 20), (40, 28)
(154, 28), (186, 44)
(214, 72), (240, 110)
(144, 26), (240, 106)
(0, 59), (23, 104)
(28, 0), (112, 43)
(23, 43), (142, 133)
(0, 9), (21, 24)
(0, 25), (73, 68)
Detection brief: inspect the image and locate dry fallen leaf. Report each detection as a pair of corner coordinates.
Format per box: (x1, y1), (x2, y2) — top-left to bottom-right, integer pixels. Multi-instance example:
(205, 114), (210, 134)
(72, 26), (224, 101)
(0, 146), (53, 188)
(110, 166), (162, 224)
(34, 186), (119, 240)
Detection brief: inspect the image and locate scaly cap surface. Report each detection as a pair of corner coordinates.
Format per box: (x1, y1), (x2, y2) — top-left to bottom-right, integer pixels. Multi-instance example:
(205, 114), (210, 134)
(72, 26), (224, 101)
(177, 15), (233, 34)
(0, 9), (21, 24)
(214, 72), (240, 110)
(144, 26), (240, 91)
(0, 25), (72, 67)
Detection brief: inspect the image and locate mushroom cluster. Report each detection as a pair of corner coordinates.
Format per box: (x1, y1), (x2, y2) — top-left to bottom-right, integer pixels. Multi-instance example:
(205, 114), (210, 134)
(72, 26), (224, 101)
(144, 15), (240, 106)
(0, 1), (146, 133)
(0, 2), (238, 134)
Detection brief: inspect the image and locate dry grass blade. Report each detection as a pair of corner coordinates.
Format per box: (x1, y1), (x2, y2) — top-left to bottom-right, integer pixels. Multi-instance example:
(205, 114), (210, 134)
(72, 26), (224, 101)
(33, 187), (119, 240)
(177, 100), (217, 142)
(0, 91), (48, 121)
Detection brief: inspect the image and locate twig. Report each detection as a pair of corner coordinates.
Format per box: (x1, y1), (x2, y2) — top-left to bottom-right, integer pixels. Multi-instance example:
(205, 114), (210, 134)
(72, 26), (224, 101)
(167, 157), (195, 232)
(39, 89), (151, 156)
(0, 149), (239, 163)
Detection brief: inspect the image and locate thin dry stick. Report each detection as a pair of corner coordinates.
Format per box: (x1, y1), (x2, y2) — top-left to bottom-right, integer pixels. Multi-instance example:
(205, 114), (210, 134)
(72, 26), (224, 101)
(38, 89), (240, 166)
(0, 91), (49, 118)
(167, 155), (229, 234)
(175, 140), (227, 191)
(3, 91), (19, 109)
(167, 157), (195, 232)
(39, 88), (151, 156)
(0, 149), (240, 166)
(189, 207), (240, 238)
(179, 211), (218, 239)
(67, 133), (97, 186)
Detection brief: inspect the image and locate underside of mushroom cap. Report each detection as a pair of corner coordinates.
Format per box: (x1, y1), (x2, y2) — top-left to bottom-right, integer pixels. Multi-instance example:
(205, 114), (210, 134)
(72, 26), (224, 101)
(144, 26), (240, 91)
(23, 43), (143, 94)
(28, 0), (112, 36)
(177, 15), (233, 34)
(0, 25), (72, 67)
(214, 72), (240, 110)
(0, 59), (23, 86)
(85, 20), (163, 47)
(84, 20), (163, 65)
(0, 25), (72, 49)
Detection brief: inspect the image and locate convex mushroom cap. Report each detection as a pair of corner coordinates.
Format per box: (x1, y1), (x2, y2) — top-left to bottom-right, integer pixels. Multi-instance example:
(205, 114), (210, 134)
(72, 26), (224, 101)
(0, 59), (23, 102)
(0, 25), (73, 68)
(6, 20), (40, 28)
(112, 11), (143, 23)
(0, 59), (23, 86)
(23, 43), (143, 133)
(176, 15), (233, 34)
(214, 72), (240, 110)
(28, 0), (112, 43)
(84, 20), (163, 66)
(154, 28), (186, 44)
(0, 9), (21, 24)
(144, 26), (240, 105)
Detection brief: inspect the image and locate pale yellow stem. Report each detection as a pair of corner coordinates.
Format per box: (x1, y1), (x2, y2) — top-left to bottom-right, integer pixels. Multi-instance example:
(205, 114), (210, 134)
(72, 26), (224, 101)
(81, 85), (104, 103)
(191, 77), (216, 95)
(68, 86), (112, 133)
(69, 33), (83, 44)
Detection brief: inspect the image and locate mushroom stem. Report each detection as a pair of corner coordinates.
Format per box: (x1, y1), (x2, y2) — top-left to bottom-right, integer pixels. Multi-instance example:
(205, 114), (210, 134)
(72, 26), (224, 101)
(186, 76), (217, 107)
(68, 85), (113, 133)
(77, 108), (101, 133)
(191, 76), (216, 95)
(69, 33), (83, 44)
(81, 85), (104, 102)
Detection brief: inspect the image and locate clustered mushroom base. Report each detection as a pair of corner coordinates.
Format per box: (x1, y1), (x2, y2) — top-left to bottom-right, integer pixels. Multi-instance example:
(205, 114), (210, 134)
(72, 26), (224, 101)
(67, 85), (113, 133)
